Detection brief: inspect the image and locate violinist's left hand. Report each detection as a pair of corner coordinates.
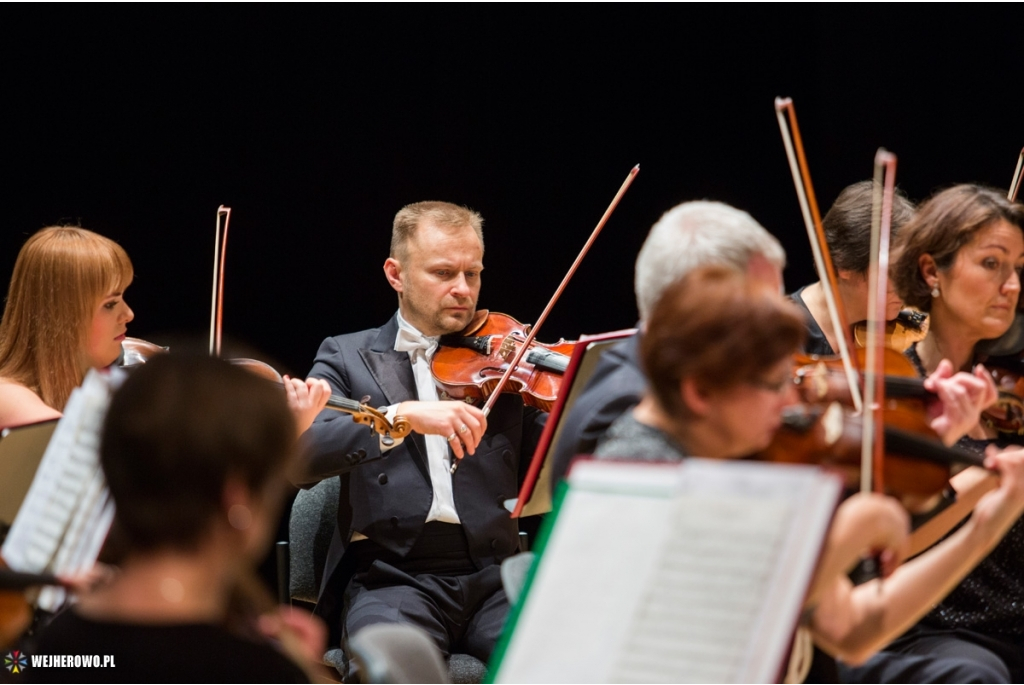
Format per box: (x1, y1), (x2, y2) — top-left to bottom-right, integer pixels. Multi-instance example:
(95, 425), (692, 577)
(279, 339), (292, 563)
(924, 360), (998, 446)
(284, 376), (332, 437)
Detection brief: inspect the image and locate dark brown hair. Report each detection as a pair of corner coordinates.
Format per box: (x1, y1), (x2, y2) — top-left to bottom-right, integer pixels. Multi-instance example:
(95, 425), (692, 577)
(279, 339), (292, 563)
(641, 266), (806, 419)
(101, 353), (295, 552)
(823, 180), (916, 273)
(890, 185), (1024, 311)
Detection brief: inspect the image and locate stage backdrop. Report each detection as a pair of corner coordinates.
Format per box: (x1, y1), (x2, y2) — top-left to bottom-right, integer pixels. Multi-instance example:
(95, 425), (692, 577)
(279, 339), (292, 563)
(3, 6), (1019, 375)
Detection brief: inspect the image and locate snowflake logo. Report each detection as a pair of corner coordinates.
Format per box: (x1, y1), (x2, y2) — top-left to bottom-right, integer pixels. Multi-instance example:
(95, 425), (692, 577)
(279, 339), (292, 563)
(5, 650), (28, 674)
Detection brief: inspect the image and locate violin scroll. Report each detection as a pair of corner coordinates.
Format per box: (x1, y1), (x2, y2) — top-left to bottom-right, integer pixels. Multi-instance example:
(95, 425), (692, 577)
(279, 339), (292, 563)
(227, 358), (411, 445)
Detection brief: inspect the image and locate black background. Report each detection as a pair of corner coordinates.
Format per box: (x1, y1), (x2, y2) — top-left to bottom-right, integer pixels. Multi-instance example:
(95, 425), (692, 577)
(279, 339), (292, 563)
(3, 6), (1020, 376)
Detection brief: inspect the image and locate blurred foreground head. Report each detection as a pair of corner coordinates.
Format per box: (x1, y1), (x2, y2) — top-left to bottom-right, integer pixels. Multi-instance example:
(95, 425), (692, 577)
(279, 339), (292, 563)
(101, 353), (295, 556)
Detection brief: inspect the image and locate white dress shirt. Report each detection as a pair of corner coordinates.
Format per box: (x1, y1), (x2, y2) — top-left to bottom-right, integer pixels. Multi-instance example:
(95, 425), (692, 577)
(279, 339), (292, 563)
(387, 310), (461, 524)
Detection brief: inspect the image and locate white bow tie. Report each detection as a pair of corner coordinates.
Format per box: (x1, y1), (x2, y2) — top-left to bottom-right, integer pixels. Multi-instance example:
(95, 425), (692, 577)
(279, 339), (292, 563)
(395, 326), (439, 359)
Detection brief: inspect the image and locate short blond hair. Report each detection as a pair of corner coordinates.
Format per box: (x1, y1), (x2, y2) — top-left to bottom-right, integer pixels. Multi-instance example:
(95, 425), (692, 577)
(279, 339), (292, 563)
(0, 226), (134, 410)
(390, 201), (484, 262)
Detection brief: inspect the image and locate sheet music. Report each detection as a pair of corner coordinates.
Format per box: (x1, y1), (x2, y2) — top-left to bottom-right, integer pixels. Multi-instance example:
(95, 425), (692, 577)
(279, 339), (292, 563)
(610, 496), (789, 683)
(2, 369), (122, 611)
(493, 459), (841, 684)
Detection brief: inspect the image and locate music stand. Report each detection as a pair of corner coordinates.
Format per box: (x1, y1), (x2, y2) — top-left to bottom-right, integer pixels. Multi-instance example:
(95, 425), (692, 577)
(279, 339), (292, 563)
(511, 329), (636, 518)
(0, 419), (59, 529)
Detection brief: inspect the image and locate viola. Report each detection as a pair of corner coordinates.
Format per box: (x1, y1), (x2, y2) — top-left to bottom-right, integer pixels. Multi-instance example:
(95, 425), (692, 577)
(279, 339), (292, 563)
(432, 311), (575, 413)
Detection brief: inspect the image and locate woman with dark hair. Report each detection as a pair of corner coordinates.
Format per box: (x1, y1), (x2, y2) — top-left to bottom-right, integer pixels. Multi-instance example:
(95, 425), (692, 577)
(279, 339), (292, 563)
(28, 354), (327, 683)
(841, 185), (1024, 683)
(791, 180), (918, 356)
(595, 265), (1024, 681)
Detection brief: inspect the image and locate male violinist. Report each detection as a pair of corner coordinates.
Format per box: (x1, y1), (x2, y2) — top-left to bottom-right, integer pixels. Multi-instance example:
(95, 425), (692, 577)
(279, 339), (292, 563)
(297, 201), (545, 677)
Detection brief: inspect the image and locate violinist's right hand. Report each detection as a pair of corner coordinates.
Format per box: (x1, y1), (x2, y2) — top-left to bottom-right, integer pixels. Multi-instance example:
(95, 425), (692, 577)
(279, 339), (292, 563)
(395, 400), (487, 459)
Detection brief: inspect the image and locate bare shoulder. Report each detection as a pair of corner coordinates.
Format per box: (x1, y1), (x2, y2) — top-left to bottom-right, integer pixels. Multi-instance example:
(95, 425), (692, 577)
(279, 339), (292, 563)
(0, 379), (61, 428)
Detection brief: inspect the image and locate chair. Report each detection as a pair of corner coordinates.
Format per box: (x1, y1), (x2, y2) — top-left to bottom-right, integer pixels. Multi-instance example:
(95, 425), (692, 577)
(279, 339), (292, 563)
(348, 624), (449, 684)
(287, 477), (340, 604)
(499, 552), (535, 607)
(283, 478), (487, 683)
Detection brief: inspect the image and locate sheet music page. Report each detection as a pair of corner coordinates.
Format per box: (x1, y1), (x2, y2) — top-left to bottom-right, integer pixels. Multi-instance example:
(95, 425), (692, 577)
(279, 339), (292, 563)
(494, 459), (840, 684)
(1, 369), (119, 579)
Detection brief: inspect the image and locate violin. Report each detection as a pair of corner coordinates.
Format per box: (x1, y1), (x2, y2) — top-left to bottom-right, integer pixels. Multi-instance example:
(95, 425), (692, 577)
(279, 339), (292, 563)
(438, 166), (640, 474)
(202, 206), (411, 445)
(0, 559), (34, 650)
(793, 347), (931, 407)
(118, 337), (168, 368)
(853, 308), (929, 353)
(432, 311), (575, 413)
(759, 402), (983, 510)
(231, 358), (411, 446)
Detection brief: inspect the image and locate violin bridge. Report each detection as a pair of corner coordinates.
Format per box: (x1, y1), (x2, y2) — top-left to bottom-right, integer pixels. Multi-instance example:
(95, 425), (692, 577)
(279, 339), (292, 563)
(498, 336), (515, 361)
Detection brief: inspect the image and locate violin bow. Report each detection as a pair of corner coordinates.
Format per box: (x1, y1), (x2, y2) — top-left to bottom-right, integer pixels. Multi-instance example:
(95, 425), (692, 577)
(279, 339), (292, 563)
(210, 206), (232, 357)
(862, 149), (898, 494)
(450, 164), (640, 474)
(774, 98), (863, 412)
(206, 207), (409, 443)
(1009, 147), (1023, 202)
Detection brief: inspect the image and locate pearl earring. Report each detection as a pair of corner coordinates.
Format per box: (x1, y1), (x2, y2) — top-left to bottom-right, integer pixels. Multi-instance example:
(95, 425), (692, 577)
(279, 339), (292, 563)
(931, 284), (940, 298)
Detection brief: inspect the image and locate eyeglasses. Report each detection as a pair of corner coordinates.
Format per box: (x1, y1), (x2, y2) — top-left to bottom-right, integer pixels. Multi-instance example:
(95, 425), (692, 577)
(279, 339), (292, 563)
(748, 374), (794, 395)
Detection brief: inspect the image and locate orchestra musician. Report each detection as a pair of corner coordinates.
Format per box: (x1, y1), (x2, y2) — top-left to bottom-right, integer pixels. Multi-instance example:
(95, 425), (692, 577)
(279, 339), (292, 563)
(296, 201), (546, 678)
(789, 180), (918, 355)
(594, 265), (1024, 682)
(0, 224), (330, 434)
(550, 200), (787, 484)
(27, 353), (326, 683)
(842, 185), (1024, 684)
(0, 226), (135, 428)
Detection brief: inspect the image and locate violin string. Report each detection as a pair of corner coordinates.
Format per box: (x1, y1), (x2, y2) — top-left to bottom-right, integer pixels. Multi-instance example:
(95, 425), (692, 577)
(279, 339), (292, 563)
(774, 98), (863, 413)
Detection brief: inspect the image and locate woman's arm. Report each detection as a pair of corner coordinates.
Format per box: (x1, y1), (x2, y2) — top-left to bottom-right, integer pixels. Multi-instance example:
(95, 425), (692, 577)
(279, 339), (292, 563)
(804, 493), (909, 608)
(0, 381), (61, 428)
(810, 446), (1024, 665)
